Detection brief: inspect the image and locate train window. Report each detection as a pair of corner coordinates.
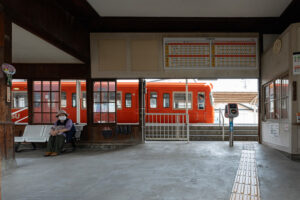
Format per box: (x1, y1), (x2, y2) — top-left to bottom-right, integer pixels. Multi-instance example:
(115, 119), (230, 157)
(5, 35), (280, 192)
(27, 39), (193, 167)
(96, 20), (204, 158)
(198, 93), (205, 110)
(173, 92), (192, 109)
(72, 93), (76, 107)
(125, 93), (132, 108)
(117, 92), (122, 109)
(150, 92), (157, 108)
(93, 81), (116, 123)
(82, 92), (87, 109)
(12, 91), (28, 108)
(61, 92), (67, 107)
(163, 93), (170, 108)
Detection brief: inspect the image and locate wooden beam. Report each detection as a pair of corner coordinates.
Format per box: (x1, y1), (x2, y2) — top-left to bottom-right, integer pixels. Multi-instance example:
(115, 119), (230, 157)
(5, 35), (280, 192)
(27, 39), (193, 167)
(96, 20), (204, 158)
(280, 0), (300, 27)
(90, 17), (283, 34)
(54, 0), (101, 23)
(0, 0), (90, 63)
(13, 63), (90, 79)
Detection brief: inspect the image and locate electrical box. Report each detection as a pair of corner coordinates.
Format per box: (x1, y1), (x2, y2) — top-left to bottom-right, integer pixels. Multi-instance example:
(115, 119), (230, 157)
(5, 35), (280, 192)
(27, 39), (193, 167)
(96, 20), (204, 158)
(225, 103), (239, 118)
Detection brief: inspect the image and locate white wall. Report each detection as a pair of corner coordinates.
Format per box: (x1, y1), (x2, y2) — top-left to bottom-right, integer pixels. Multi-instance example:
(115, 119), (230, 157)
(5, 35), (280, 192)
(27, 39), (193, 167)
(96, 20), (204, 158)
(261, 23), (300, 155)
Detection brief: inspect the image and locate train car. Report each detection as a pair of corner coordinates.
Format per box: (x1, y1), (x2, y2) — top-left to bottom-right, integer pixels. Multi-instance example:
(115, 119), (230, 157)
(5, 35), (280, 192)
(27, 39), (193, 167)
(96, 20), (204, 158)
(145, 82), (214, 123)
(116, 82), (139, 124)
(11, 82), (29, 123)
(11, 81), (214, 124)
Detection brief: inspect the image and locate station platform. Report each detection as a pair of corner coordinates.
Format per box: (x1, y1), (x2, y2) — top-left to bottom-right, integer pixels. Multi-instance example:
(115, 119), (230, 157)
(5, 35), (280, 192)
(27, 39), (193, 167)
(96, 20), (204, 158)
(3, 142), (300, 200)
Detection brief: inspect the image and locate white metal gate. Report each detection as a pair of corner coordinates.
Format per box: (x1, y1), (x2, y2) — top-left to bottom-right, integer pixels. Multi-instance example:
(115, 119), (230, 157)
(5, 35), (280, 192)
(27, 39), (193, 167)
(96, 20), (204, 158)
(144, 113), (189, 141)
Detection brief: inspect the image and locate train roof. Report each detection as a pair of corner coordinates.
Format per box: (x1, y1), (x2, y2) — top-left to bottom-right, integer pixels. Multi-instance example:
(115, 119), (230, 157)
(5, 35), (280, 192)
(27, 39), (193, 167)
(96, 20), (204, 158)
(117, 82), (213, 89)
(12, 81), (213, 89)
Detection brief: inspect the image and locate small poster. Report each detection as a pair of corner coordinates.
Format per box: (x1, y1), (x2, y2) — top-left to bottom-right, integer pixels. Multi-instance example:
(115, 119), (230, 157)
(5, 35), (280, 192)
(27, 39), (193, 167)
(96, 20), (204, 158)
(293, 52), (300, 74)
(270, 123), (279, 137)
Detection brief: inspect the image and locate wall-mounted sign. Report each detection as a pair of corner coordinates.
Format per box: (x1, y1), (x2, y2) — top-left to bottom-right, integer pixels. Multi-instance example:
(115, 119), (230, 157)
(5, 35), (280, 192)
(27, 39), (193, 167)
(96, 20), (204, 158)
(1, 63), (16, 102)
(293, 52), (300, 75)
(163, 38), (258, 69)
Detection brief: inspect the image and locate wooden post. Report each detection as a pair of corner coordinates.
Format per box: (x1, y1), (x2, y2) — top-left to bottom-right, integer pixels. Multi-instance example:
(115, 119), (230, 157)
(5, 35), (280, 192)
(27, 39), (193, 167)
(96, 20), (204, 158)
(138, 79), (145, 143)
(0, 9), (16, 174)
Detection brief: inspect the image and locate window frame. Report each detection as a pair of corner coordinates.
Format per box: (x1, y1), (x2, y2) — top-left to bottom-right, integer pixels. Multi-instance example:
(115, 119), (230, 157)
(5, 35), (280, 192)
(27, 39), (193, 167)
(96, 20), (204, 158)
(125, 93), (132, 108)
(172, 91), (193, 110)
(150, 92), (158, 109)
(72, 93), (77, 108)
(81, 91), (87, 110)
(92, 80), (116, 124)
(263, 73), (289, 121)
(32, 80), (60, 124)
(163, 93), (170, 108)
(197, 92), (205, 110)
(117, 91), (122, 110)
(12, 91), (28, 109)
(60, 91), (67, 108)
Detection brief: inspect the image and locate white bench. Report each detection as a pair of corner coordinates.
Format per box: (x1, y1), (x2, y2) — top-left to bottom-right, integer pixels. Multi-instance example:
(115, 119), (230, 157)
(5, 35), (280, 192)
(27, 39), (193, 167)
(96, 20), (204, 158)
(15, 124), (84, 152)
(14, 125), (51, 152)
(74, 124), (85, 140)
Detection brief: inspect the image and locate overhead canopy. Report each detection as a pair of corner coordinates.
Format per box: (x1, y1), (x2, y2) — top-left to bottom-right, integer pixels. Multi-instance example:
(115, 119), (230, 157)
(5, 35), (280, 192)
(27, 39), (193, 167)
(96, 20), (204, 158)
(213, 92), (258, 104)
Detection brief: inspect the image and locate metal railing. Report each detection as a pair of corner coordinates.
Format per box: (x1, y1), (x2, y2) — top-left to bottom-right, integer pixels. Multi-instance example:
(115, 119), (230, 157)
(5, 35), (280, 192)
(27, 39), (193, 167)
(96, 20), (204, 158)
(145, 113), (188, 141)
(219, 108), (225, 141)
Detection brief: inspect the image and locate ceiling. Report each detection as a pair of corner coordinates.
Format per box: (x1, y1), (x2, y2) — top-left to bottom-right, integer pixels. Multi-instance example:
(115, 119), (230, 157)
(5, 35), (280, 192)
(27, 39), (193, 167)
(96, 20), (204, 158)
(87, 0), (292, 17)
(12, 24), (82, 64)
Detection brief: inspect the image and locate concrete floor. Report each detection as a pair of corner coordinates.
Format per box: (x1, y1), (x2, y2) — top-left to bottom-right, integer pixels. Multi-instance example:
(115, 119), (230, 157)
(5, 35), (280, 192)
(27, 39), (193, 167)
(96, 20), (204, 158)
(2, 142), (300, 200)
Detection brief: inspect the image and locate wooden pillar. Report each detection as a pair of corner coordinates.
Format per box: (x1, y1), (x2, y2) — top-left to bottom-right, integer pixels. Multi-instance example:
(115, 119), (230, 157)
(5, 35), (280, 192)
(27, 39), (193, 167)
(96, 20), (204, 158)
(258, 33), (263, 144)
(138, 79), (145, 143)
(0, 9), (16, 172)
(86, 78), (93, 126)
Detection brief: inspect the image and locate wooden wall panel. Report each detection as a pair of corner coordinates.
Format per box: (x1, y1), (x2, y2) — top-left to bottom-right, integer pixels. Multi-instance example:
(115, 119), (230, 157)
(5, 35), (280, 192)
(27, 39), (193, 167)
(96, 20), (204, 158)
(98, 39), (127, 71)
(131, 39), (160, 72)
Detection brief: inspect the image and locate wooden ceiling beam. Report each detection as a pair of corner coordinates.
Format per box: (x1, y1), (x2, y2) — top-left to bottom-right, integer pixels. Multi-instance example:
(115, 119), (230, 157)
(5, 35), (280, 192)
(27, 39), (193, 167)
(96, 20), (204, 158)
(89, 17), (283, 33)
(0, 0), (90, 63)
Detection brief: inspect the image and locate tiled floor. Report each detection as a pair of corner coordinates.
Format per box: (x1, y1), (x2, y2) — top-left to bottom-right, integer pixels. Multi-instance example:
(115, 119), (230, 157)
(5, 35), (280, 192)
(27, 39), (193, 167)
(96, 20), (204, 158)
(230, 150), (260, 200)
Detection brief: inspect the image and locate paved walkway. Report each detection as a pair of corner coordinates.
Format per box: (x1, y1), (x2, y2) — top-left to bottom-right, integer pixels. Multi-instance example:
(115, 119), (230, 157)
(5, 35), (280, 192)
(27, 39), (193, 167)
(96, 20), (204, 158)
(2, 142), (300, 200)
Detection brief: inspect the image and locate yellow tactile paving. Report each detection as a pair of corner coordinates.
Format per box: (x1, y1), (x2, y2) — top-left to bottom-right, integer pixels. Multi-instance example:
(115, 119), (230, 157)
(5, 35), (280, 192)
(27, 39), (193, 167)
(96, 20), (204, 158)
(230, 149), (261, 200)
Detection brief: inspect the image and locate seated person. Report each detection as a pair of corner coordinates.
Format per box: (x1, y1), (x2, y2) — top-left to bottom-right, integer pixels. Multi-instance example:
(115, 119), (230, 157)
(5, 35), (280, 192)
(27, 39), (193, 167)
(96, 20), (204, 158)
(44, 110), (75, 156)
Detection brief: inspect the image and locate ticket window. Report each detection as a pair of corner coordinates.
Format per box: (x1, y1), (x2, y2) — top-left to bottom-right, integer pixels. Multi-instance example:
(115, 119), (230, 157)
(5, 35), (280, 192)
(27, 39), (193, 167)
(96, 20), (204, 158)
(198, 93), (205, 110)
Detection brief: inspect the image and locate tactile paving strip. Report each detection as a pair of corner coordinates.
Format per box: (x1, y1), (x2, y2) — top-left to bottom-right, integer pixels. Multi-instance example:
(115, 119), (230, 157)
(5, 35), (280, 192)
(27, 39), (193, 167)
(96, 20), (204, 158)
(230, 150), (261, 200)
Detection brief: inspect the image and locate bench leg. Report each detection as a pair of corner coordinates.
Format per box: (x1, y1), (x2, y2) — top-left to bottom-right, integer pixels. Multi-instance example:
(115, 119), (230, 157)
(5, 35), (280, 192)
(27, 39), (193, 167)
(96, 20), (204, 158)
(71, 139), (76, 151)
(31, 143), (37, 150)
(15, 143), (21, 152)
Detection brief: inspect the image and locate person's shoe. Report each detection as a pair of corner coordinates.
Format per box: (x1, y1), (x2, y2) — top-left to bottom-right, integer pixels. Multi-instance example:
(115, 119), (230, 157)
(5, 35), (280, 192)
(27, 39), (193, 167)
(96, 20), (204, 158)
(44, 152), (52, 157)
(50, 152), (58, 156)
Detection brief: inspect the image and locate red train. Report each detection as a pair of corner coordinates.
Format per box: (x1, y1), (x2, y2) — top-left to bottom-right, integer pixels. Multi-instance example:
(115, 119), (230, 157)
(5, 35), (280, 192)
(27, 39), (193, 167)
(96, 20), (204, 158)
(11, 81), (214, 124)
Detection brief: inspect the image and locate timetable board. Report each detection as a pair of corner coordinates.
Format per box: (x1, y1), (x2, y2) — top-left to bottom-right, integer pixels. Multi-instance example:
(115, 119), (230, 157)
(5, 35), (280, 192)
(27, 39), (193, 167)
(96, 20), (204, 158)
(213, 41), (257, 68)
(164, 38), (257, 69)
(164, 39), (210, 68)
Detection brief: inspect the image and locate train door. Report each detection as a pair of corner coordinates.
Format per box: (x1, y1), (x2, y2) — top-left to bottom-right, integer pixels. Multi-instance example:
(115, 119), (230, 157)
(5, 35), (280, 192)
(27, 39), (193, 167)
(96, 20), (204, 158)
(123, 90), (139, 123)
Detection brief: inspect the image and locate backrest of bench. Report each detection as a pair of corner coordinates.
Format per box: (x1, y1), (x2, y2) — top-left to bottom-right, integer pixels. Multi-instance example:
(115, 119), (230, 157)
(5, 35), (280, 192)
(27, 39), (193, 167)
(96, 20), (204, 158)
(42, 125), (53, 138)
(23, 125), (44, 138)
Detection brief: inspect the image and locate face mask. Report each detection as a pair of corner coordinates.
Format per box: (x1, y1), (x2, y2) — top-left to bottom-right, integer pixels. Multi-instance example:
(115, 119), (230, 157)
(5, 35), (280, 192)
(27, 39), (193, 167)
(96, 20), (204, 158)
(59, 116), (66, 121)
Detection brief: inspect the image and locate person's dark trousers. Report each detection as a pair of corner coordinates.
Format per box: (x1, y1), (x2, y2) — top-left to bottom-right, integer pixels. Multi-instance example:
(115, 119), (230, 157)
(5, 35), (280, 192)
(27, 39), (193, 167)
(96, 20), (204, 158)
(46, 135), (65, 154)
